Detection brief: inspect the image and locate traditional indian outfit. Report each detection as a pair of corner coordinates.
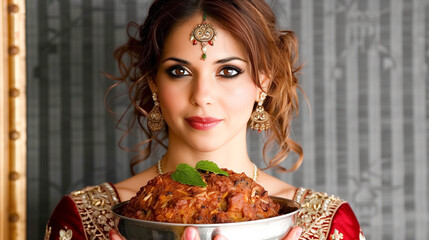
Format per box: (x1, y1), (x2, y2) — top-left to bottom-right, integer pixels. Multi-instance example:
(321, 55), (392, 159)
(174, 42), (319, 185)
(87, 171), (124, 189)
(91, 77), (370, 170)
(44, 183), (365, 240)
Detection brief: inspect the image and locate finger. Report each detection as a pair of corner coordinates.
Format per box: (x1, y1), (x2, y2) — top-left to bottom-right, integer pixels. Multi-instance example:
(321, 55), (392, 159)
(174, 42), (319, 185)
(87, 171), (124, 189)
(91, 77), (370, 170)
(109, 229), (125, 240)
(213, 235), (228, 240)
(181, 227), (201, 240)
(282, 226), (302, 240)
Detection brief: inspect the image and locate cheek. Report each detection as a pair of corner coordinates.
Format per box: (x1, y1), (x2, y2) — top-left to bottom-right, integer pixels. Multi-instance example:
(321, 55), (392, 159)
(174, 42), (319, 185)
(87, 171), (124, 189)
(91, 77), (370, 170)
(223, 84), (257, 116)
(158, 86), (185, 117)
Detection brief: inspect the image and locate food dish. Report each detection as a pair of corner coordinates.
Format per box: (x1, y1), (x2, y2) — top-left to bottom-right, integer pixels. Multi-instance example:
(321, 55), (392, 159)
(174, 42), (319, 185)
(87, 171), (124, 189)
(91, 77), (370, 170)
(112, 165), (300, 239)
(122, 169), (280, 224)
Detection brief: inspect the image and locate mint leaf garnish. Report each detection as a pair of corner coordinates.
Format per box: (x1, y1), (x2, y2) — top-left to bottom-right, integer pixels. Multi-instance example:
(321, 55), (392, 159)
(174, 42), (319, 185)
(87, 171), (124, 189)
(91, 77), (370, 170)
(171, 163), (207, 187)
(195, 160), (229, 176)
(170, 161), (228, 187)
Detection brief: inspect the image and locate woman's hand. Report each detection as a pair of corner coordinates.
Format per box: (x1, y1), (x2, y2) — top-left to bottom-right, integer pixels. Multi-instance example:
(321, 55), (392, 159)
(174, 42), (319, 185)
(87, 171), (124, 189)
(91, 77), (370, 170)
(109, 229), (125, 240)
(181, 227), (228, 240)
(181, 226), (303, 240)
(282, 226), (302, 240)
(181, 227), (202, 240)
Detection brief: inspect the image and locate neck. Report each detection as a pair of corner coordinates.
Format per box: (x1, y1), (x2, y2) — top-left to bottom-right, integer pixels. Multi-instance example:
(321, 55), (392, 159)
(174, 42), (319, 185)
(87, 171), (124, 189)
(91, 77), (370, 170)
(160, 128), (257, 179)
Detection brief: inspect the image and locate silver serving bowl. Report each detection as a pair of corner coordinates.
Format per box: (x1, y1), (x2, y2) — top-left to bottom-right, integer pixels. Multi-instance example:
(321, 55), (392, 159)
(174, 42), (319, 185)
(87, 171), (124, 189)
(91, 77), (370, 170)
(112, 196), (300, 240)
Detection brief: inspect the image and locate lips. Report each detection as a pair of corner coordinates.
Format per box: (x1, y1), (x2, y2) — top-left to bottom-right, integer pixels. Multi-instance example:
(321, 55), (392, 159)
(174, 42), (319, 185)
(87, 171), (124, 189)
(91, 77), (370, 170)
(185, 116), (222, 130)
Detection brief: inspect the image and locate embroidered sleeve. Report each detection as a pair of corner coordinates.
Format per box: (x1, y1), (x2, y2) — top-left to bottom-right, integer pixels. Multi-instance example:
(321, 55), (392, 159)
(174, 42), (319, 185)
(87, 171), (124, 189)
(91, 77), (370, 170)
(293, 188), (345, 239)
(328, 203), (365, 240)
(69, 183), (120, 239)
(44, 183), (120, 240)
(294, 188), (343, 239)
(44, 195), (86, 240)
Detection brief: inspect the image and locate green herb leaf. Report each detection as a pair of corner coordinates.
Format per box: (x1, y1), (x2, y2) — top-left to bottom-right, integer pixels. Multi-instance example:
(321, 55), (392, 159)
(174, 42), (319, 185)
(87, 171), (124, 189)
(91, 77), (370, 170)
(171, 163), (207, 187)
(195, 160), (229, 176)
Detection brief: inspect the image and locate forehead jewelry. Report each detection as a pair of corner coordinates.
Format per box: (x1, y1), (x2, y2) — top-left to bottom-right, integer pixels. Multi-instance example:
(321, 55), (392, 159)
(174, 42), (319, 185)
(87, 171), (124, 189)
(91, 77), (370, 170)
(190, 12), (217, 61)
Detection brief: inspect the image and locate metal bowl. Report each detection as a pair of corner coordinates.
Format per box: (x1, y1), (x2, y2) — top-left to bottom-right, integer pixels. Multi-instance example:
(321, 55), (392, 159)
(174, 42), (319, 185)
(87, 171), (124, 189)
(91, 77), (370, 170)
(112, 196), (300, 240)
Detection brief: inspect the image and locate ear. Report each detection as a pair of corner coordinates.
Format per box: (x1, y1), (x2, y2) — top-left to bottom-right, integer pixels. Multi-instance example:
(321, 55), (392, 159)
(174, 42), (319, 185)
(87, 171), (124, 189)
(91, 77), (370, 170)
(148, 79), (158, 93)
(255, 73), (270, 101)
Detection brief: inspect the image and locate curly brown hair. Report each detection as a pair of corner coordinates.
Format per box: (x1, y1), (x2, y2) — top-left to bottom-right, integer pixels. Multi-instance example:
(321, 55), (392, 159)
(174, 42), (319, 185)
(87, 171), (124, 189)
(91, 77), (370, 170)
(106, 0), (303, 174)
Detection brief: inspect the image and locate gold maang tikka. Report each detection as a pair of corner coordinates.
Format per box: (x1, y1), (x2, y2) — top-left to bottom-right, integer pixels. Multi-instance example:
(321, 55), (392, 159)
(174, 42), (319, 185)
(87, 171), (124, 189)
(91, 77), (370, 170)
(190, 12), (217, 61)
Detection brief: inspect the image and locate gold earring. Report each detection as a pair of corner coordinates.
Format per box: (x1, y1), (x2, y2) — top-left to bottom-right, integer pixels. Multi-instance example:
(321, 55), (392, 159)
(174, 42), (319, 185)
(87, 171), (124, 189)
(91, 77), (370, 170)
(148, 92), (164, 132)
(250, 92), (271, 132)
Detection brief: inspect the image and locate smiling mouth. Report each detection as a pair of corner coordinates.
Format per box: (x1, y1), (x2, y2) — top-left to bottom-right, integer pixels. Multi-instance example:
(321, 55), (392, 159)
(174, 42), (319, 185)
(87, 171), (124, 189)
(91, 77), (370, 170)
(185, 117), (222, 130)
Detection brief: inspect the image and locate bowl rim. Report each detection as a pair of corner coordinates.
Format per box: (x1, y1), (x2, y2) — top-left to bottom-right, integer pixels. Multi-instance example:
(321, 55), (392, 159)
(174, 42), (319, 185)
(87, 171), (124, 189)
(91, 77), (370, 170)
(111, 196), (301, 227)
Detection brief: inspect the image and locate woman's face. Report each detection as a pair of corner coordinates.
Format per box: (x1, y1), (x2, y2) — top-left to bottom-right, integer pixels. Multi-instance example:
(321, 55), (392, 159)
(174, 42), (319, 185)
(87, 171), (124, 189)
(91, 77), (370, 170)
(155, 14), (259, 152)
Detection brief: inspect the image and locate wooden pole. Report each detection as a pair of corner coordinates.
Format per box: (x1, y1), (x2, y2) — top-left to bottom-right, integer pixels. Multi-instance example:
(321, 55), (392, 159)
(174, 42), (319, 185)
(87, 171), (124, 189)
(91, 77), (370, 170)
(0, 0), (26, 239)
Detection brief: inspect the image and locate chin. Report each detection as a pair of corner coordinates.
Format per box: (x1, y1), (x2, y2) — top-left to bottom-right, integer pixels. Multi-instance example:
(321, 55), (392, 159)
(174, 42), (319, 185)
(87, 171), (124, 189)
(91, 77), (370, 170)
(187, 138), (226, 153)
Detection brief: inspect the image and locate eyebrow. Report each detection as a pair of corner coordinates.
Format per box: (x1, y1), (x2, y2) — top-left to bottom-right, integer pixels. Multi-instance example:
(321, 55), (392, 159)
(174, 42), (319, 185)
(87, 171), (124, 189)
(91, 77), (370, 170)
(161, 56), (247, 64)
(215, 57), (247, 64)
(162, 57), (189, 64)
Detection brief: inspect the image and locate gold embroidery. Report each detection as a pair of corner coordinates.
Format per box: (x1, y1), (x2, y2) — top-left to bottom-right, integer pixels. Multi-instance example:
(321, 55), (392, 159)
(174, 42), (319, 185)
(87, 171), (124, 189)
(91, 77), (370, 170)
(44, 226), (52, 240)
(330, 229), (344, 240)
(70, 183), (119, 239)
(294, 188), (343, 240)
(59, 228), (73, 240)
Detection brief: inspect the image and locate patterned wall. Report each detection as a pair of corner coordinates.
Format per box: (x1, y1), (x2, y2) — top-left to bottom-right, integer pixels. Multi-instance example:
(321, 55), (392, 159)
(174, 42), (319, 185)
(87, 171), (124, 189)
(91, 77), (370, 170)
(26, 0), (429, 239)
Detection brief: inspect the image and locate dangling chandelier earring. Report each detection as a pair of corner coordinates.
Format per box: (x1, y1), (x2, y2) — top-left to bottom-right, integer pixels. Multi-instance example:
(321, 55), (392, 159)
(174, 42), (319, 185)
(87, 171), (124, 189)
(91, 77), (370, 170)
(147, 92), (164, 132)
(250, 92), (271, 132)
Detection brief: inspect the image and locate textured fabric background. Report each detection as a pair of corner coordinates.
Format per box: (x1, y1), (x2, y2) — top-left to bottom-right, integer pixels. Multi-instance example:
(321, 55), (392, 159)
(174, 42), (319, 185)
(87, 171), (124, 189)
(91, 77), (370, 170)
(26, 0), (429, 239)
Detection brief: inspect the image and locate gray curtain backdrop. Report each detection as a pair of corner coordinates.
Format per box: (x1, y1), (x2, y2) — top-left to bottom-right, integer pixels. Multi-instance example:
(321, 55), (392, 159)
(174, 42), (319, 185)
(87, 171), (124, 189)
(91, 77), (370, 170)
(26, 0), (429, 239)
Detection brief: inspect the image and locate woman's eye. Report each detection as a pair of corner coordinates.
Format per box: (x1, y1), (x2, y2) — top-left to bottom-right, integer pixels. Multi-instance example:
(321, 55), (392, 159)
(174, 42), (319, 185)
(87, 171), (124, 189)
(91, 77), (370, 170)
(166, 66), (191, 78)
(218, 67), (242, 78)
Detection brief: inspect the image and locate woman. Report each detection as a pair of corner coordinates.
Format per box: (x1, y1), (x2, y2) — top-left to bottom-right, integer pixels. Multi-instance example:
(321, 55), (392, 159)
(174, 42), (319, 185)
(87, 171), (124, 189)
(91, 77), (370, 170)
(45, 0), (364, 239)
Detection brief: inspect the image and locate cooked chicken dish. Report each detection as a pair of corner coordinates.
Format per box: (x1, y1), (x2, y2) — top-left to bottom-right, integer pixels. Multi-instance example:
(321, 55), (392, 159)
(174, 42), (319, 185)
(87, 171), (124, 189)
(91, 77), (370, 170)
(122, 169), (280, 224)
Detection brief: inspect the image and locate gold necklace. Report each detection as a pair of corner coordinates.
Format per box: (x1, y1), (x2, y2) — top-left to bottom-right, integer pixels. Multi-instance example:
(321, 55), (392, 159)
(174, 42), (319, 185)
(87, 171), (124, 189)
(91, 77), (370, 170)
(157, 159), (259, 181)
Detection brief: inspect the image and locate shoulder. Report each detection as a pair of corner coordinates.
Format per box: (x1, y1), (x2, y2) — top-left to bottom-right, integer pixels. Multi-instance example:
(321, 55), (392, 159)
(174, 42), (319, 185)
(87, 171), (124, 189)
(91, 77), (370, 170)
(257, 172), (298, 199)
(294, 188), (365, 240)
(44, 183), (120, 240)
(114, 165), (159, 201)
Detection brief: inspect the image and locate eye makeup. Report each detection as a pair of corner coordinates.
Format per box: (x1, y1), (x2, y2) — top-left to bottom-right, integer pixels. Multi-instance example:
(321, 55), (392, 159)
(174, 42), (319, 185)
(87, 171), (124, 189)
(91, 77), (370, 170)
(217, 65), (244, 79)
(165, 65), (191, 78)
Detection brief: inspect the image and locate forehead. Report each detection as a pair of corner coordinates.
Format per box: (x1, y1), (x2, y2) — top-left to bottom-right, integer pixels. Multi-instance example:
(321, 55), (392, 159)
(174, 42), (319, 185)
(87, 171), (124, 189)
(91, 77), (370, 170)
(161, 14), (247, 63)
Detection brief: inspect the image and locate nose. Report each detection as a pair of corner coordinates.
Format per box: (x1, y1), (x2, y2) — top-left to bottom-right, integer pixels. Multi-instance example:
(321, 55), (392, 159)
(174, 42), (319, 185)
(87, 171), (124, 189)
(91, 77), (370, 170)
(190, 73), (214, 106)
